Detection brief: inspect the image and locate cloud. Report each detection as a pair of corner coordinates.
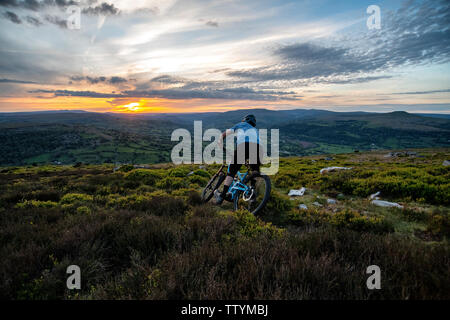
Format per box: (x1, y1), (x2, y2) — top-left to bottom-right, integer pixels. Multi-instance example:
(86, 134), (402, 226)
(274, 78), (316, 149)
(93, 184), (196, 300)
(0, 0), (92, 11)
(0, 0), (42, 11)
(22, 0), (40, 11)
(389, 89), (450, 95)
(0, 78), (37, 83)
(0, 0), (19, 8)
(25, 15), (42, 25)
(85, 76), (107, 84)
(130, 87), (298, 100)
(276, 43), (347, 64)
(3, 0), (450, 109)
(69, 75), (128, 84)
(30, 85), (298, 101)
(322, 76), (393, 85)
(227, 42), (374, 82)
(227, 0), (450, 85)
(3, 10), (21, 23)
(205, 20), (218, 27)
(150, 75), (185, 85)
(29, 89), (124, 98)
(0, 1), (120, 17)
(44, 14), (67, 28)
(142, 74), (299, 100)
(109, 76), (127, 84)
(82, 2), (120, 16)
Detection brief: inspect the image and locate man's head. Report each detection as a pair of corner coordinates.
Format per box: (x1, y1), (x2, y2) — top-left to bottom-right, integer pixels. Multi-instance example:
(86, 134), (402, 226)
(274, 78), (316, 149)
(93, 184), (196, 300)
(242, 114), (256, 127)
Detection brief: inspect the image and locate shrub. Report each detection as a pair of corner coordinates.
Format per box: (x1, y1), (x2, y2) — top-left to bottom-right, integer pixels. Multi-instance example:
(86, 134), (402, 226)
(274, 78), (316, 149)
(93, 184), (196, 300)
(15, 200), (59, 209)
(330, 209), (393, 234)
(156, 177), (187, 190)
(76, 206), (92, 215)
(60, 193), (93, 204)
(259, 191), (293, 224)
(125, 169), (162, 185)
(193, 170), (210, 178)
(118, 164), (134, 172)
(171, 189), (203, 206)
(288, 208), (393, 234)
(233, 210), (284, 239)
(427, 214), (450, 238)
(401, 208), (429, 222)
(273, 173), (296, 189)
(187, 175), (208, 187)
(30, 190), (61, 202)
(106, 194), (187, 216)
(168, 167), (192, 177)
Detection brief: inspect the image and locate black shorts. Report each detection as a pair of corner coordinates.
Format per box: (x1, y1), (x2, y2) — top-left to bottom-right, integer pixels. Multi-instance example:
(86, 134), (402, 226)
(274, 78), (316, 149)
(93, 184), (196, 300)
(227, 142), (263, 177)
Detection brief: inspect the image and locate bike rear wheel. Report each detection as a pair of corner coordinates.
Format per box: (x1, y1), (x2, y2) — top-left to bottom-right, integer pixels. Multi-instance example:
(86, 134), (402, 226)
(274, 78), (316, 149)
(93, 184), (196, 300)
(233, 172), (271, 215)
(201, 171), (225, 203)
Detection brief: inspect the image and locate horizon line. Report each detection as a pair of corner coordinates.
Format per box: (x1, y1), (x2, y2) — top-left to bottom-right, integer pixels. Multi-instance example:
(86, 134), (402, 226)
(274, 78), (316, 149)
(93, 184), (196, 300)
(0, 108), (449, 115)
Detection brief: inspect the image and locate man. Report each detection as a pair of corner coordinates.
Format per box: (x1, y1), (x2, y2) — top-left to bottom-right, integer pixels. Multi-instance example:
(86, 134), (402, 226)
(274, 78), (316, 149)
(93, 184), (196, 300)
(214, 114), (263, 205)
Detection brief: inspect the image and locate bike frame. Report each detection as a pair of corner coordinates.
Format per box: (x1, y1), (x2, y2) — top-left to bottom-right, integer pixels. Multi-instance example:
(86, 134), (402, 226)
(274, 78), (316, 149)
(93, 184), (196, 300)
(208, 163), (252, 201)
(228, 170), (250, 201)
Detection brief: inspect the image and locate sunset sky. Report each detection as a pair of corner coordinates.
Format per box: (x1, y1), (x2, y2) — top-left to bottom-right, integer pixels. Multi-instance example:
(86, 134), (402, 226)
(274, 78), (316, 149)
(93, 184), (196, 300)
(0, 0), (449, 113)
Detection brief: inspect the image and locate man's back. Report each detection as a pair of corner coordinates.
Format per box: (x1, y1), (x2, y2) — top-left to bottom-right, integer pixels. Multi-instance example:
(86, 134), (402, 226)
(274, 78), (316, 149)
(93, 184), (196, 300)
(230, 121), (259, 145)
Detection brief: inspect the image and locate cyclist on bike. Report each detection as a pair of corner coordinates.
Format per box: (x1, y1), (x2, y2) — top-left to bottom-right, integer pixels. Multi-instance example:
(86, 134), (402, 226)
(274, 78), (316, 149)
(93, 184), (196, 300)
(214, 114), (263, 205)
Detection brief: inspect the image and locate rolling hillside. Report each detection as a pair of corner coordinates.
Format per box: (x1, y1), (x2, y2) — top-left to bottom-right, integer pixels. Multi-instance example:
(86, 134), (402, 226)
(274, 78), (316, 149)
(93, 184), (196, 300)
(0, 148), (448, 299)
(0, 109), (449, 166)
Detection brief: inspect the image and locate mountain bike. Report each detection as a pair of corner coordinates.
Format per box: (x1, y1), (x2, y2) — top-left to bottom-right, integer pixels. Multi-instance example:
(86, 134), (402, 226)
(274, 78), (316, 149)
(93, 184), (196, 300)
(201, 162), (271, 215)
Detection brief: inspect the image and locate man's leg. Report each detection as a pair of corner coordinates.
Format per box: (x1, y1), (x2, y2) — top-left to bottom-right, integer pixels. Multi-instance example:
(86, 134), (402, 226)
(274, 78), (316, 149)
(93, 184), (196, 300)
(215, 163), (240, 205)
(221, 176), (233, 198)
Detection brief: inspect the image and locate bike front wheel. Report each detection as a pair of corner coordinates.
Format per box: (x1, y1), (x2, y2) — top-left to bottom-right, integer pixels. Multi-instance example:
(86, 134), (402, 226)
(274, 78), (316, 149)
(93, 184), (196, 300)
(201, 171), (225, 203)
(233, 173), (271, 215)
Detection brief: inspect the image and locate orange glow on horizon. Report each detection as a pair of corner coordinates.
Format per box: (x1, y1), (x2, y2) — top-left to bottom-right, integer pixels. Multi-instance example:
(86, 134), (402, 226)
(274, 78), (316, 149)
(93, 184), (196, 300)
(1, 93), (449, 114)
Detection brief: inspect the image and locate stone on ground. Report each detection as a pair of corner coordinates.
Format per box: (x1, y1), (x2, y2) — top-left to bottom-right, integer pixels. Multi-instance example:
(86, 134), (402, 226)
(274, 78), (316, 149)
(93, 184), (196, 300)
(371, 200), (403, 209)
(288, 187), (306, 196)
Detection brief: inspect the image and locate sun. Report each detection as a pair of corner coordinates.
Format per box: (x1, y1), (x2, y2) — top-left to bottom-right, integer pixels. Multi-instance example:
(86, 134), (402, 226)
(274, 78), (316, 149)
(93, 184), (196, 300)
(122, 102), (140, 112)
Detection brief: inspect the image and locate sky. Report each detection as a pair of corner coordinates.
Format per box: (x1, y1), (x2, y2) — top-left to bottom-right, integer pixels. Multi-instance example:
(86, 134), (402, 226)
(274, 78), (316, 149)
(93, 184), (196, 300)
(0, 0), (449, 114)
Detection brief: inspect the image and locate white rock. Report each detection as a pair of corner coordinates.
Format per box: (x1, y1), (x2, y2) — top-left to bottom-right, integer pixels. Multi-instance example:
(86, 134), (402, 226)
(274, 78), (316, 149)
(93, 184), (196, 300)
(320, 166), (352, 174)
(371, 200), (403, 209)
(312, 201), (323, 207)
(369, 191), (381, 200)
(134, 164), (151, 169)
(298, 204), (308, 210)
(288, 187), (306, 197)
(327, 199), (337, 204)
(443, 160), (450, 166)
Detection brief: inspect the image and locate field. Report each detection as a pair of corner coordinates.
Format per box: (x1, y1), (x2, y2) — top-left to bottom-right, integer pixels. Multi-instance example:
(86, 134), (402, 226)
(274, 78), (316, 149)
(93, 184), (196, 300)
(0, 110), (449, 166)
(0, 149), (449, 299)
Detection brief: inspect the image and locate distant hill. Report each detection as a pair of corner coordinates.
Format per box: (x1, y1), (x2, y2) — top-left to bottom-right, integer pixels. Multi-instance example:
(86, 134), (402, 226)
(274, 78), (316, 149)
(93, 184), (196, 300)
(0, 109), (449, 165)
(416, 113), (450, 119)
